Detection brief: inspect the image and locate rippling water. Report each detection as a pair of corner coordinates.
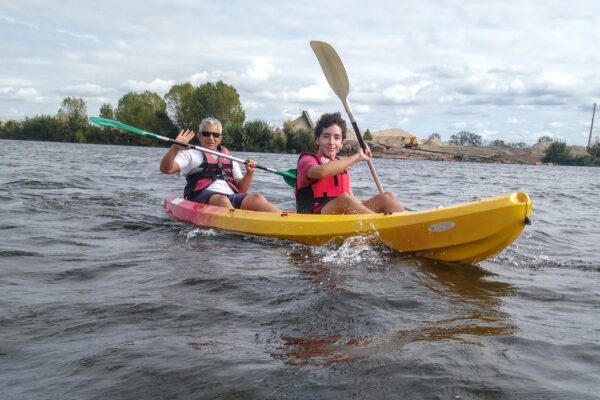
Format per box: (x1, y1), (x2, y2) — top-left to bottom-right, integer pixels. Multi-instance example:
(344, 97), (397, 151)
(1, 140), (599, 399)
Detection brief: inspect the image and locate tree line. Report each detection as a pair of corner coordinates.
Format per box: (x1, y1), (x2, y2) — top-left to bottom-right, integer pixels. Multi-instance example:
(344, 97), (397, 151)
(0, 80), (316, 154)
(2, 79), (599, 164)
(428, 132), (600, 165)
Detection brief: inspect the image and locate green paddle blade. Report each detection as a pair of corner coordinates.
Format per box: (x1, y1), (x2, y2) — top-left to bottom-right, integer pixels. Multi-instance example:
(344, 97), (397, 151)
(89, 117), (158, 139)
(277, 169), (297, 188)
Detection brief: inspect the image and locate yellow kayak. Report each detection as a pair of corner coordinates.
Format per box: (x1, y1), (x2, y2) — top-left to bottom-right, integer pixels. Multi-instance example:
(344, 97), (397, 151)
(163, 192), (532, 264)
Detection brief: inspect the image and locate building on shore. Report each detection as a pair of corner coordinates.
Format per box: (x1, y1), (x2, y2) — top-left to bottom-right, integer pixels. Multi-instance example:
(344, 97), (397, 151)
(290, 110), (314, 131)
(346, 127), (420, 147)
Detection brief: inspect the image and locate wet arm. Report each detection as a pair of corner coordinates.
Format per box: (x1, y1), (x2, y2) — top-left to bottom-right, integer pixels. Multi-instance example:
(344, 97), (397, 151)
(159, 129), (195, 174)
(160, 145), (181, 174)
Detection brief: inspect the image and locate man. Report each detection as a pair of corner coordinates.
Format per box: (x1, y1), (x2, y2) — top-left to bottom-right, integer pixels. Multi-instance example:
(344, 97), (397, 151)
(160, 117), (280, 212)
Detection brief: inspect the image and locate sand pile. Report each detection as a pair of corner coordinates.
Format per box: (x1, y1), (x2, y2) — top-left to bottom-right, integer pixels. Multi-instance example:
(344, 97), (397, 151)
(423, 137), (445, 146)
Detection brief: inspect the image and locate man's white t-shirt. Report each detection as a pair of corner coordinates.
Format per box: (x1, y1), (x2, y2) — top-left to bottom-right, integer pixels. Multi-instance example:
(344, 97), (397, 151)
(173, 149), (243, 195)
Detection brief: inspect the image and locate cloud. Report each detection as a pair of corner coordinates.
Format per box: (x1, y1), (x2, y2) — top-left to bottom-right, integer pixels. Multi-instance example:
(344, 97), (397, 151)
(295, 84), (331, 103)
(60, 83), (112, 97)
(245, 59), (278, 82)
(189, 72), (209, 86)
(55, 28), (100, 44)
(0, 87), (45, 103)
(243, 101), (264, 111)
(355, 104), (371, 114)
(120, 78), (175, 94)
(0, 78), (34, 86)
(381, 80), (433, 104)
(2, 2), (600, 144)
(506, 117), (522, 124)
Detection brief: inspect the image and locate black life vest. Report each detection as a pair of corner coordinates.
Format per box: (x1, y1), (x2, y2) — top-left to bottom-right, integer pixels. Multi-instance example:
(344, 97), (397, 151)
(183, 146), (239, 199)
(295, 152), (351, 213)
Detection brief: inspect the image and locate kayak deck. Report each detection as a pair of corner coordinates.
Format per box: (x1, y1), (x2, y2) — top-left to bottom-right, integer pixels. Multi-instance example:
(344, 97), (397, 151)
(163, 192), (532, 264)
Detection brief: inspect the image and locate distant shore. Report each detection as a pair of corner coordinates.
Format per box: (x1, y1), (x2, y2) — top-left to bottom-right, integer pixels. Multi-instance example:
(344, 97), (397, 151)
(353, 141), (592, 165)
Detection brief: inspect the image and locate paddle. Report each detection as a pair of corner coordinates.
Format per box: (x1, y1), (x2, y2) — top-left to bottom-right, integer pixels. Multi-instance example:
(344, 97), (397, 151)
(310, 40), (384, 194)
(89, 117), (297, 187)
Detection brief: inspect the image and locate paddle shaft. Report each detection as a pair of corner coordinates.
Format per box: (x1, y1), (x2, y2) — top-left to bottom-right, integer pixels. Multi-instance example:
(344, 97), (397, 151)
(310, 40), (383, 194)
(91, 117), (280, 175)
(342, 99), (384, 194)
(155, 133), (280, 174)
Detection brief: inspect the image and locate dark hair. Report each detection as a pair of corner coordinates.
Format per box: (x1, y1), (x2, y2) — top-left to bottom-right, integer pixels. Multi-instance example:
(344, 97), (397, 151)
(314, 112), (347, 140)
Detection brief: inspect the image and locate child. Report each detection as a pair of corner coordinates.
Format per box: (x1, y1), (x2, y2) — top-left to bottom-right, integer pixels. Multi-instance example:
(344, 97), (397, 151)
(295, 112), (404, 214)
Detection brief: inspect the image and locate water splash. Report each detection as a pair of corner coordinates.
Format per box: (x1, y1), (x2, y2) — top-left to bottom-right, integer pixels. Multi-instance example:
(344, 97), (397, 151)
(182, 228), (219, 241)
(311, 236), (386, 267)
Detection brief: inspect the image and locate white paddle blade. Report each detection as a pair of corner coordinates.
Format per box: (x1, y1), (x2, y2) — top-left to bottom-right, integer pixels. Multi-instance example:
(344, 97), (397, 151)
(310, 41), (350, 101)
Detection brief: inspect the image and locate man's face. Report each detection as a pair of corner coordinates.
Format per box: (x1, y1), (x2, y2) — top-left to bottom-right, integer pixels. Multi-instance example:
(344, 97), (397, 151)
(198, 123), (222, 150)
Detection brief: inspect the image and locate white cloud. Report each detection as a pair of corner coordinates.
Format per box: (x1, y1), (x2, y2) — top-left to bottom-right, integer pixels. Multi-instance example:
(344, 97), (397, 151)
(189, 72), (209, 86)
(2, 1), (600, 144)
(60, 83), (112, 97)
(0, 87), (45, 103)
(243, 101), (263, 111)
(542, 71), (579, 87)
(55, 28), (100, 44)
(0, 78), (34, 86)
(296, 84), (331, 103)
(245, 59), (278, 82)
(92, 51), (125, 61)
(382, 80), (433, 104)
(120, 79), (175, 94)
(355, 104), (370, 114)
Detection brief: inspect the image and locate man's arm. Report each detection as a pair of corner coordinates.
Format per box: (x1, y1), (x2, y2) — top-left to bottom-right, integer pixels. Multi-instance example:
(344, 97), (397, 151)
(159, 129), (195, 174)
(235, 160), (256, 193)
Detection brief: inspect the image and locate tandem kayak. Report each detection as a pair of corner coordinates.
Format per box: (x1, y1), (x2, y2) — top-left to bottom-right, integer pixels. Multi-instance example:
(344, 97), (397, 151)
(163, 192), (532, 264)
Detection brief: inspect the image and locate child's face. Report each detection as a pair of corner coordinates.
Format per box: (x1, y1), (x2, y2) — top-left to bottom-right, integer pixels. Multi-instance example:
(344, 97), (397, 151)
(317, 124), (344, 159)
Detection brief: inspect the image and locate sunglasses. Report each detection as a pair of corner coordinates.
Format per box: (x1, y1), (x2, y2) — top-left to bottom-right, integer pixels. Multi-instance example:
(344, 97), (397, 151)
(201, 131), (221, 138)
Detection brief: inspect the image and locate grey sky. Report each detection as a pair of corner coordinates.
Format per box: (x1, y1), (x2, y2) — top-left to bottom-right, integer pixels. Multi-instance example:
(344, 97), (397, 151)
(1, 0), (599, 144)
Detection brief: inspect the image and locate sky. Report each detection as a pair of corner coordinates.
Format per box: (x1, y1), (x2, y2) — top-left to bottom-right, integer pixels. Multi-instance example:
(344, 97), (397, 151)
(1, 0), (600, 145)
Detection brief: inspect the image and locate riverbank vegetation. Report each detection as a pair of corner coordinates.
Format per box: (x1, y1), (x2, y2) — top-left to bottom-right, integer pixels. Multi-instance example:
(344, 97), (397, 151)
(1, 79), (599, 165)
(0, 80), (316, 154)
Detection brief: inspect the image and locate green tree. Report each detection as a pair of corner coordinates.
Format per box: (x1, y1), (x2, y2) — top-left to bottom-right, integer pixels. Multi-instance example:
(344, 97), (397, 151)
(428, 133), (441, 141)
(0, 120), (24, 139)
(270, 130), (287, 153)
(57, 97), (88, 142)
(164, 82), (196, 130)
(588, 137), (600, 158)
(189, 81), (245, 130)
(543, 140), (571, 164)
(490, 139), (505, 147)
(222, 123), (248, 151)
(99, 103), (115, 119)
(449, 131), (482, 146)
(115, 91), (169, 140)
(283, 121), (314, 153)
(22, 115), (64, 142)
(364, 129), (373, 141)
(244, 120), (274, 152)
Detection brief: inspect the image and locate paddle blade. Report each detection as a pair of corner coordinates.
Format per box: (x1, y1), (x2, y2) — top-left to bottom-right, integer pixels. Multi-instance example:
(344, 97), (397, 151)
(277, 168), (297, 188)
(310, 41), (350, 101)
(90, 117), (157, 139)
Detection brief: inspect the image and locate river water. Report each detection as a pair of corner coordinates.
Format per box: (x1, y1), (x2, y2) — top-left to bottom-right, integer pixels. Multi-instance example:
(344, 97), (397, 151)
(1, 140), (599, 399)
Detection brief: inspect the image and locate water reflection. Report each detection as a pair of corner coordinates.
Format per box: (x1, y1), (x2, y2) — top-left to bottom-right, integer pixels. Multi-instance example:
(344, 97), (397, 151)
(390, 258), (517, 348)
(274, 247), (516, 365)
